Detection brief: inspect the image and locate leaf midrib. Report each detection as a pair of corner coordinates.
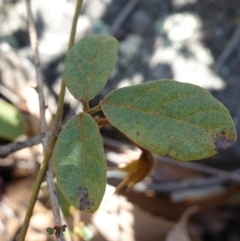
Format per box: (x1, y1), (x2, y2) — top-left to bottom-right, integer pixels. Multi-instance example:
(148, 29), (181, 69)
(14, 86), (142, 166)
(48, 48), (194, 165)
(102, 101), (229, 136)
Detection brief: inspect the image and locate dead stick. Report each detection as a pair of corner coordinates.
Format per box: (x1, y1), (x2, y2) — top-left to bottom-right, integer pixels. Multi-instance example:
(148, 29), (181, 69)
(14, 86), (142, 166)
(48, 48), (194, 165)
(148, 176), (235, 193)
(103, 136), (240, 184)
(110, 0), (139, 36)
(214, 26), (240, 73)
(0, 135), (42, 157)
(157, 157), (240, 183)
(26, 0), (63, 240)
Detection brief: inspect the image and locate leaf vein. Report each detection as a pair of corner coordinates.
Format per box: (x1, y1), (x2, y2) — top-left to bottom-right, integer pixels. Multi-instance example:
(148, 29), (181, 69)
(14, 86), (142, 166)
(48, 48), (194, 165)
(104, 102), (224, 135)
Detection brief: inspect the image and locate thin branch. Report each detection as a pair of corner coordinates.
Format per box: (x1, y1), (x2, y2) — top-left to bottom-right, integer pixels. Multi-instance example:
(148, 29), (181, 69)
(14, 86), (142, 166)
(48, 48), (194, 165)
(17, 135), (59, 241)
(110, 0), (139, 36)
(0, 84), (20, 106)
(83, 102), (90, 112)
(214, 26), (240, 73)
(148, 176), (232, 193)
(17, 0), (83, 240)
(95, 117), (111, 126)
(26, 1), (48, 146)
(103, 136), (240, 184)
(87, 103), (102, 115)
(157, 157), (240, 183)
(0, 135), (42, 157)
(26, 0), (63, 240)
(67, 0), (83, 51)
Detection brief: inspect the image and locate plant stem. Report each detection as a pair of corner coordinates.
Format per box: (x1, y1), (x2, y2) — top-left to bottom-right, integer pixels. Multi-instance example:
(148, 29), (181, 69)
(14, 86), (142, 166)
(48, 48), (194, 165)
(95, 117), (111, 126)
(87, 103), (102, 115)
(26, 0), (63, 239)
(83, 102), (90, 112)
(17, 1), (83, 240)
(0, 135), (42, 157)
(68, 0), (83, 51)
(17, 134), (59, 241)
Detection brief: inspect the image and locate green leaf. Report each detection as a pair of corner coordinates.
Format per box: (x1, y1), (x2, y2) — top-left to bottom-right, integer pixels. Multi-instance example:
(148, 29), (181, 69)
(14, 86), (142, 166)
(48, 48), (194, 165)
(46, 227), (54, 235)
(64, 35), (118, 102)
(54, 112), (106, 212)
(0, 101), (27, 140)
(101, 79), (237, 161)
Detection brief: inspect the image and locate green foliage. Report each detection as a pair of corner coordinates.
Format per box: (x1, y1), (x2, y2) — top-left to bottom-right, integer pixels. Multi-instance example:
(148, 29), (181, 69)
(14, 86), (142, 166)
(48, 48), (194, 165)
(55, 113), (106, 212)
(46, 227), (54, 235)
(0, 101), (27, 140)
(101, 80), (236, 161)
(63, 35), (118, 102)
(55, 35), (237, 213)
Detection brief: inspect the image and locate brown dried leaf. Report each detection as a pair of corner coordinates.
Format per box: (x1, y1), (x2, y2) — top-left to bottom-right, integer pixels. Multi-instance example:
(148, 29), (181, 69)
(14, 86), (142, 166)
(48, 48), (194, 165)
(112, 149), (155, 193)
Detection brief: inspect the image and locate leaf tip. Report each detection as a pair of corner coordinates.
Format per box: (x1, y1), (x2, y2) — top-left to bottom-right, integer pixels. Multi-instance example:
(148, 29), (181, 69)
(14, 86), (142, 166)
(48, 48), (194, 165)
(213, 132), (236, 153)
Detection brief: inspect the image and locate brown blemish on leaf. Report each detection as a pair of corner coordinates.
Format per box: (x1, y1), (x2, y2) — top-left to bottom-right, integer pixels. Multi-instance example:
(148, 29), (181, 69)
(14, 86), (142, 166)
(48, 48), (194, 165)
(213, 134), (235, 153)
(221, 130), (226, 135)
(78, 186), (93, 211)
(136, 131), (140, 136)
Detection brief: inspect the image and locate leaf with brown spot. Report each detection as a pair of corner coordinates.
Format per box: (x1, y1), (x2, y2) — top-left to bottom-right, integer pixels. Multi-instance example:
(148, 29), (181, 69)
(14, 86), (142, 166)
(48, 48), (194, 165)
(54, 113), (106, 212)
(102, 79), (237, 161)
(213, 133), (236, 153)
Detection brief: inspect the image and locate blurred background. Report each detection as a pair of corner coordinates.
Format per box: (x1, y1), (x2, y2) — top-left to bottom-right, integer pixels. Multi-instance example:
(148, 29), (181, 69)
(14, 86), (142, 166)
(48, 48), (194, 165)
(0, 0), (240, 240)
